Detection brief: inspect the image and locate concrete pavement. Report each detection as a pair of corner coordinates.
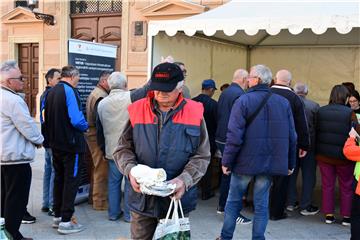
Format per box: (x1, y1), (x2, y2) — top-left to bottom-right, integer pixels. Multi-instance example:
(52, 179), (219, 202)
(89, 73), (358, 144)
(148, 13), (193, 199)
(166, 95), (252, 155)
(20, 147), (351, 239)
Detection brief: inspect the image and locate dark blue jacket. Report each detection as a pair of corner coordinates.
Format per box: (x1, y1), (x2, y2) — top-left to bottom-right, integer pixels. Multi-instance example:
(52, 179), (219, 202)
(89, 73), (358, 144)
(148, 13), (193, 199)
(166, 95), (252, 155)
(222, 84), (297, 176)
(45, 81), (89, 153)
(316, 104), (352, 161)
(215, 83), (245, 144)
(40, 86), (51, 148)
(271, 85), (310, 151)
(192, 94), (218, 154)
(127, 93), (207, 218)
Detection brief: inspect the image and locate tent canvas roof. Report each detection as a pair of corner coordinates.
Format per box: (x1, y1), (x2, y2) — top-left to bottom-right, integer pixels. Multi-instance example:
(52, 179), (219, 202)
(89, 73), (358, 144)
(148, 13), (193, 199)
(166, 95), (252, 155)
(149, 0), (360, 46)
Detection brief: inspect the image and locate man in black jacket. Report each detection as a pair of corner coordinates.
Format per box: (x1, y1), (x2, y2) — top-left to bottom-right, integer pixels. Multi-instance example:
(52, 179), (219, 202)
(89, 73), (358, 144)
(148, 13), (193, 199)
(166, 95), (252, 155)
(269, 69), (310, 220)
(193, 79), (218, 200)
(45, 65), (88, 234)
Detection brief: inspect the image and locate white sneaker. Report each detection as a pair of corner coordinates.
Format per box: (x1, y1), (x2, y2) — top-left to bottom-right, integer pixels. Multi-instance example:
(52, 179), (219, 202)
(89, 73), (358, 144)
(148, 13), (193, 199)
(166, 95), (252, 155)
(57, 217), (85, 234)
(52, 217), (61, 228)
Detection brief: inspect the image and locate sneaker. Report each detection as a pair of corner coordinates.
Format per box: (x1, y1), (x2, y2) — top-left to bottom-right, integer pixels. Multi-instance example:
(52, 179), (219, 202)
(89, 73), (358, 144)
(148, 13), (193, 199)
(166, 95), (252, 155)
(286, 202), (299, 212)
(217, 206), (224, 214)
(22, 211), (36, 224)
(52, 217), (61, 228)
(342, 217), (351, 226)
(57, 217), (85, 234)
(48, 208), (55, 216)
(300, 205), (319, 216)
(236, 214), (252, 225)
(325, 214), (335, 224)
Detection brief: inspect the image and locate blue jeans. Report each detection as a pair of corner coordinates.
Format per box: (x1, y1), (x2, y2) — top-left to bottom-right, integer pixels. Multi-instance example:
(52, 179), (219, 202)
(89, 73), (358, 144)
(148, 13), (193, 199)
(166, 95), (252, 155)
(217, 142), (231, 209)
(42, 148), (54, 208)
(108, 160), (130, 221)
(221, 174), (272, 240)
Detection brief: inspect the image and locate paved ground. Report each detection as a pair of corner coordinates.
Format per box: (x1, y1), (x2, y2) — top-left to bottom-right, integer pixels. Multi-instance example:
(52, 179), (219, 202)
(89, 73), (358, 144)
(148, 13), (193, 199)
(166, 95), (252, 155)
(20, 147), (351, 240)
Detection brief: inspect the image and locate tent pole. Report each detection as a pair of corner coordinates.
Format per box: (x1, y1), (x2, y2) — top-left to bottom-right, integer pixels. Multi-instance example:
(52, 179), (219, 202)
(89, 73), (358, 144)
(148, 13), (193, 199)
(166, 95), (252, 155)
(246, 45), (251, 71)
(147, 35), (154, 80)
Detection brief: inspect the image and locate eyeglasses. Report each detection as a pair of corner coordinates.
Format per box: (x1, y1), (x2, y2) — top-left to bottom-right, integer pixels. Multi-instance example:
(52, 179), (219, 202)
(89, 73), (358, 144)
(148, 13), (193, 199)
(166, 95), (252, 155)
(8, 76), (25, 82)
(349, 99), (359, 103)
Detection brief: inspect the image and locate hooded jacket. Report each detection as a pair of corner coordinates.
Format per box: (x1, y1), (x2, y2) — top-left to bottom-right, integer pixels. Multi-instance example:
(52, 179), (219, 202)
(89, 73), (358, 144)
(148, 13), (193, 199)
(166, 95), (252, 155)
(1, 86), (43, 164)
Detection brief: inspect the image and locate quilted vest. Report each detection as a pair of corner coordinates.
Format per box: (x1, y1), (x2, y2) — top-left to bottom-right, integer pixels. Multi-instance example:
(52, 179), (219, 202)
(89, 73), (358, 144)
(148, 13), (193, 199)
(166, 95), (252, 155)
(127, 92), (204, 218)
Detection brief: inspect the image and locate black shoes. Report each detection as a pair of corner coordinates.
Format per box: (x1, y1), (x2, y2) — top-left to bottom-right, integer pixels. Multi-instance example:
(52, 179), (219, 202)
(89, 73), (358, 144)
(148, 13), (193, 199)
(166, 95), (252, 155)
(270, 212), (288, 221)
(22, 211), (36, 224)
(41, 207), (49, 213)
(41, 207), (55, 216)
(300, 205), (319, 216)
(216, 206), (224, 214)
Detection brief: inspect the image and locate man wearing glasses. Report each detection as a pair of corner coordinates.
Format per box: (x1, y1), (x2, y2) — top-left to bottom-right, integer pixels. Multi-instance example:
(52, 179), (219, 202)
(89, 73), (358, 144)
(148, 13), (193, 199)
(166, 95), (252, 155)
(218, 65), (297, 240)
(0, 60), (44, 240)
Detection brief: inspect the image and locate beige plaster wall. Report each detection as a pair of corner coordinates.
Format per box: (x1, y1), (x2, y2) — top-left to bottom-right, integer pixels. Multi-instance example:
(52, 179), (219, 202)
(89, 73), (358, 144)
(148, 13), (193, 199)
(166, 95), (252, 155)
(153, 32), (247, 100)
(1, 0), (67, 120)
(251, 46), (360, 106)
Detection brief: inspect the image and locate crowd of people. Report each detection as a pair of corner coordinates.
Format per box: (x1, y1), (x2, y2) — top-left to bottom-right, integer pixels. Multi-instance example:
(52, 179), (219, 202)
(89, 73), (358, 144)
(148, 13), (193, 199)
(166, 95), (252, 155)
(1, 58), (359, 240)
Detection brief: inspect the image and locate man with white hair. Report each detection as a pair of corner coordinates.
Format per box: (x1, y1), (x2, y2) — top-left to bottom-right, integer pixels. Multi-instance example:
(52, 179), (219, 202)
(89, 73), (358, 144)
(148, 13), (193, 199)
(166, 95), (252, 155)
(290, 82), (320, 216)
(113, 62), (210, 239)
(97, 72), (149, 222)
(215, 68), (252, 224)
(0, 60), (44, 240)
(218, 64), (297, 240)
(269, 69), (310, 220)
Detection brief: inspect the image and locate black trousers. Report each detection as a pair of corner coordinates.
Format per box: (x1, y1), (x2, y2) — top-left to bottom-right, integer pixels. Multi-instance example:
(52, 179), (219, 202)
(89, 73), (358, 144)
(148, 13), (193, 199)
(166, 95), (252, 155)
(270, 175), (289, 218)
(1, 163), (31, 240)
(200, 157), (214, 198)
(52, 150), (83, 222)
(351, 179), (360, 240)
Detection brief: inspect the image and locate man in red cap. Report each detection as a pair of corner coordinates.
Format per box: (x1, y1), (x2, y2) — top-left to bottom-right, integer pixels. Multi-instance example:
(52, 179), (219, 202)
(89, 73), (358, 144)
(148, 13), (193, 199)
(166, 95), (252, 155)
(114, 62), (211, 239)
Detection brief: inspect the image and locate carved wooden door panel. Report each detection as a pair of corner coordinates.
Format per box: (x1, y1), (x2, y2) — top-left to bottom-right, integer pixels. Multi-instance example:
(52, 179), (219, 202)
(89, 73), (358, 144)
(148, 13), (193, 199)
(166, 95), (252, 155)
(71, 16), (98, 41)
(98, 16), (121, 71)
(71, 15), (121, 71)
(18, 43), (39, 117)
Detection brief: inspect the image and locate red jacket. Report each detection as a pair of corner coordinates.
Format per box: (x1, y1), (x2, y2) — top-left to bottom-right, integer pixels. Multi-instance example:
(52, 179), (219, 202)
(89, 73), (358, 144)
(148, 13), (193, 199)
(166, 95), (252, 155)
(343, 137), (360, 195)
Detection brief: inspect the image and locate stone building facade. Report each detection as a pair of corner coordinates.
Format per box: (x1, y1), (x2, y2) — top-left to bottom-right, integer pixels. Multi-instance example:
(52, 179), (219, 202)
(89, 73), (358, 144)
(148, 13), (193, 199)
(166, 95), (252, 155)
(0, 0), (227, 119)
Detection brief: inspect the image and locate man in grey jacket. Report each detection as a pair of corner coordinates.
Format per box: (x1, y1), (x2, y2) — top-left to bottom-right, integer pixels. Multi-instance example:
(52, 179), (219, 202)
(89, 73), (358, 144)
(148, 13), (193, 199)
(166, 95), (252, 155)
(0, 60), (44, 240)
(97, 72), (149, 222)
(288, 82), (320, 215)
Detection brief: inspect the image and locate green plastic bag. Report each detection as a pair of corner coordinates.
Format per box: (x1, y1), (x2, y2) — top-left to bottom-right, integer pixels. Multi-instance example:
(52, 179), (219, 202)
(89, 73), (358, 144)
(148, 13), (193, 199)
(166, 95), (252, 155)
(153, 198), (191, 240)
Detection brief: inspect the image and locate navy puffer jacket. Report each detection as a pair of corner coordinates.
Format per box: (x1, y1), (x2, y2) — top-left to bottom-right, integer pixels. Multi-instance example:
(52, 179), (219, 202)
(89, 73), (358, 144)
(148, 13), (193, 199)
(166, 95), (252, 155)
(222, 84), (297, 176)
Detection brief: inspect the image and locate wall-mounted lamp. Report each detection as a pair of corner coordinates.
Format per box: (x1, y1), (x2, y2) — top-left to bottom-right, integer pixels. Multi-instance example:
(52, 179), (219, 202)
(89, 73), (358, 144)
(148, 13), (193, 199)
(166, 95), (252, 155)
(27, 0), (55, 26)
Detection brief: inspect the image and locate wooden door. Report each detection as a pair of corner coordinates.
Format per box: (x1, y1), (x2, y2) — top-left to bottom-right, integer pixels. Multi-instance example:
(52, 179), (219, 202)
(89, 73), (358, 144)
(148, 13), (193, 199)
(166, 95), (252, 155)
(18, 43), (39, 117)
(71, 14), (121, 70)
(97, 16), (121, 71)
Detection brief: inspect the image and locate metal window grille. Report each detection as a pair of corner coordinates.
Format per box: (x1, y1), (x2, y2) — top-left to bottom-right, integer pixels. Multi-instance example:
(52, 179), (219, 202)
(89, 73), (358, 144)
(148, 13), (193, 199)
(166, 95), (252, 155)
(15, 0), (31, 8)
(70, 0), (122, 14)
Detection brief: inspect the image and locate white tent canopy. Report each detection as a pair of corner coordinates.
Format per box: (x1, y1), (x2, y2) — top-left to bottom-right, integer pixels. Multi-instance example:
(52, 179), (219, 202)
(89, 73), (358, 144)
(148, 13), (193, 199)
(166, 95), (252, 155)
(149, 0), (360, 46)
(148, 1), (360, 104)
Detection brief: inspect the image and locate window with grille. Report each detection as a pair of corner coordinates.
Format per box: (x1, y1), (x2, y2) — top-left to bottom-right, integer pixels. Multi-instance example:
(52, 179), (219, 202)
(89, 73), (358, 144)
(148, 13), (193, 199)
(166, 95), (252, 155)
(15, 0), (39, 8)
(70, 0), (122, 14)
